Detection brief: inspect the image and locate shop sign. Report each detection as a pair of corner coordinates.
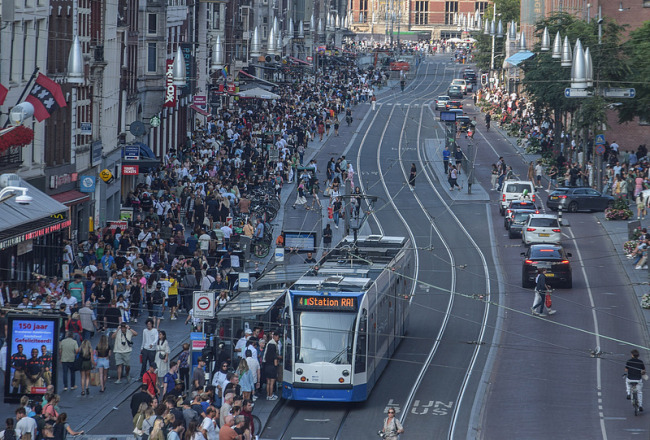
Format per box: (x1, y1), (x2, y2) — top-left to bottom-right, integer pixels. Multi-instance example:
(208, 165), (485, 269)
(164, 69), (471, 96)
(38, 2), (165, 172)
(194, 95), (207, 106)
(108, 220), (128, 232)
(0, 219), (72, 251)
(227, 83), (236, 93)
(17, 239), (33, 256)
(80, 122), (92, 135)
(164, 59), (176, 108)
(122, 165), (139, 175)
(49, 173), (78, 190)
(80, 175), (96, 193)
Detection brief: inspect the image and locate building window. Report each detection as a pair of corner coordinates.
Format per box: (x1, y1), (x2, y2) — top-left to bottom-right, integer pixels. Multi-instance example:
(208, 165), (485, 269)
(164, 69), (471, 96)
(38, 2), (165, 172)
(644, 0), (650, 7)
(359, 0), (368, 22)
(147, 13), (157, 35)
(445, 1), (458, 25)
(475, 1), (488, 14)
(212, 4), (221, 30)
(415, 1), (428, 24)
(262, 25), (267, 39)
(147, 42), (157, 73)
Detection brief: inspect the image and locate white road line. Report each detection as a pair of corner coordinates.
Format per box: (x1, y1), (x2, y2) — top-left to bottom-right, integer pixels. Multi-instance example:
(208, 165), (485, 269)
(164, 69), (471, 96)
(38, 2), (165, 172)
(567, 226), (608, 440)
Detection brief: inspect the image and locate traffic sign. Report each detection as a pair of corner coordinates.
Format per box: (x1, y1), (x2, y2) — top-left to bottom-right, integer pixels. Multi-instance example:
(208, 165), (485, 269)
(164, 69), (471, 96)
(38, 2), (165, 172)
(596, 144), (605, 155)
(564, 88), (593, 98)
(603, 88), (636, 99)
(193, 291), (215, 319)
(595, 134), (606, 145)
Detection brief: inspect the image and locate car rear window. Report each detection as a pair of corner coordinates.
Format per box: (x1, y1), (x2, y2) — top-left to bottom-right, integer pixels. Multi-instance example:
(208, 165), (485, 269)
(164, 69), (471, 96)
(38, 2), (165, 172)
(530, 248), (562, 259)
(505, 183), (533, 193)
(551, 189), (569, 195)
(529, 218), (559, 227)
(514, 212), (532, 221)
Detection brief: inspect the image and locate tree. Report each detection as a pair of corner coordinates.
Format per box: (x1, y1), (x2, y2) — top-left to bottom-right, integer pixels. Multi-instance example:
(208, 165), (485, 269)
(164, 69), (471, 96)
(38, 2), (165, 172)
(617, 21), (650, 123)
(520, 12), (628, 150)
(473, 0), (521, 72)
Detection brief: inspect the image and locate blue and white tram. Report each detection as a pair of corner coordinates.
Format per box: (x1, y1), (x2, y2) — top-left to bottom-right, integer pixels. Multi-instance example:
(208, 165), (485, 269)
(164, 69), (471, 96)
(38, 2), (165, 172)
(281, 235), (414, 402)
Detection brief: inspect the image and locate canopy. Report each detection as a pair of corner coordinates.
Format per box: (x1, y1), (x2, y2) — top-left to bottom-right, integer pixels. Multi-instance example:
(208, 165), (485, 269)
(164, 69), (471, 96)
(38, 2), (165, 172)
(505, 50), (535, 67)
(238, 87), (280, 99)
(216, 289), (285, 319)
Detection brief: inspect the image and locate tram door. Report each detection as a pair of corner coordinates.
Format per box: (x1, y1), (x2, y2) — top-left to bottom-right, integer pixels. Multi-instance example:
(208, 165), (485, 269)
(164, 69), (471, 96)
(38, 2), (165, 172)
(282, 306), (293, 383)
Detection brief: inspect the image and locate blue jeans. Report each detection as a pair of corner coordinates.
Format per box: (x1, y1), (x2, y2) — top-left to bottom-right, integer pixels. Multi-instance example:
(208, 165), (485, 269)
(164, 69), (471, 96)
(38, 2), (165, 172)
(333, 212), (340, 226)
(62, 362), (76, 388)
(82, 329), (94, 341)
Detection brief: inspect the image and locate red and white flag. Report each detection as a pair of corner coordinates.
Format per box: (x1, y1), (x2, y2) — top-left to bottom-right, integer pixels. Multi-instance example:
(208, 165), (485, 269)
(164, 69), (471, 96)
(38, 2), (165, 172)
(25, 74), (67, 122)
(0, 83), (8, 105)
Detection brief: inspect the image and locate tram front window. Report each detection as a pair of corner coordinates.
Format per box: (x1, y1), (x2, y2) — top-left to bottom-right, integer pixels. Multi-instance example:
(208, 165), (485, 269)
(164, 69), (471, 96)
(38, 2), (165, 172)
(296, 312), (356, 365)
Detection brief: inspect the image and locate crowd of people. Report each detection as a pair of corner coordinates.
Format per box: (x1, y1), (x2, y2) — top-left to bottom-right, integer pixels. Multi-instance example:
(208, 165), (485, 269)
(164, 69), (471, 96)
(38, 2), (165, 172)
(0, 52), (393, 440)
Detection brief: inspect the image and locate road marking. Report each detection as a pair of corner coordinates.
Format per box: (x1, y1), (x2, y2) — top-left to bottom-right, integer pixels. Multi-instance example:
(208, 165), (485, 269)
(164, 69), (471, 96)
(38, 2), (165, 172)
(567, 226), (608, 440)
(304, 419), (331, 422)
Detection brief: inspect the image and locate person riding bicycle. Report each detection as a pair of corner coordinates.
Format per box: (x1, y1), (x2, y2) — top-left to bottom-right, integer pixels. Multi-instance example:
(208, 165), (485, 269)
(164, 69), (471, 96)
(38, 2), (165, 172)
(625, 349), (646, 411)
(485, 113), (491, 130)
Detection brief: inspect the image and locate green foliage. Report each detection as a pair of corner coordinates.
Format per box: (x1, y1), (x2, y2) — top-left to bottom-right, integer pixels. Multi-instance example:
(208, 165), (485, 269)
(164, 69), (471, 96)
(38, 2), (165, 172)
(473, 0), (521, 72)
(617, 21), (650, 123)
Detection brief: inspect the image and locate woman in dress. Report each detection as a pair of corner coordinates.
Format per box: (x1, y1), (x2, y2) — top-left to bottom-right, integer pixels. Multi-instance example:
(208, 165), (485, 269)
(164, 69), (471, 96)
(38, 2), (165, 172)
(156, 330), (170, 386)
(79, 339), (94, 395)
(95, 334), (110, 392)
(292, 180), (308, 210)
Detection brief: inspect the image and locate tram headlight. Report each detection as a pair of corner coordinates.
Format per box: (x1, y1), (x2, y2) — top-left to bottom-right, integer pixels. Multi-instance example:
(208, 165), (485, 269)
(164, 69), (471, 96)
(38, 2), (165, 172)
(342, 370), (350, 377)
(296, 368), (303, 375)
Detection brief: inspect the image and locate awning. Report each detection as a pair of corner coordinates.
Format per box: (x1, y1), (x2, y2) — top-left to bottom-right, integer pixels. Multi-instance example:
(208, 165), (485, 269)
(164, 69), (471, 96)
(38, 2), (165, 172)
(505, 50), (535, 67)
(51, 190), (90, 206)
(189, 104), (210, 117)
(0, 177), (69, 250)
(238, 87), (280, 100)
(217, 289), (285, 319)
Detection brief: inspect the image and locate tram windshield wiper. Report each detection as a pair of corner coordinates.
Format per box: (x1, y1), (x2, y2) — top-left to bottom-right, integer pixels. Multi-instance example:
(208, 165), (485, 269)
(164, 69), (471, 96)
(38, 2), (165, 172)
(329, 347), (350, 364)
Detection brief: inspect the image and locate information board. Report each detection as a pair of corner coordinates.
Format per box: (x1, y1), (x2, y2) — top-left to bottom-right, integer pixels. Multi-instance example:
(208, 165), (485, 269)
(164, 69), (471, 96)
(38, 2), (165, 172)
(293, 295), (358, 312)
(284, 231), (317, 252)
(4, 316), (59, 402)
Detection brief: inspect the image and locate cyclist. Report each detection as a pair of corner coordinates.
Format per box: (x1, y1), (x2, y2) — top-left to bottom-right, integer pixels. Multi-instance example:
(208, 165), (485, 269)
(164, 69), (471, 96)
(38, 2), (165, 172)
(625, 349), (646, 411)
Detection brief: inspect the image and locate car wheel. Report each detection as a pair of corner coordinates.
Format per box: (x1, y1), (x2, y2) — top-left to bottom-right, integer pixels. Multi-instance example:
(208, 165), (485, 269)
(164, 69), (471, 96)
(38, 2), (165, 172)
(568, 201), (578, 213)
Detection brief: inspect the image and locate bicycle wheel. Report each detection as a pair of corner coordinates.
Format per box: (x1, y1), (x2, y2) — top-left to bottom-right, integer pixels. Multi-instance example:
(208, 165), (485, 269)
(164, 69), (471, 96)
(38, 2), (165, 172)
(254, 242), (270, 258)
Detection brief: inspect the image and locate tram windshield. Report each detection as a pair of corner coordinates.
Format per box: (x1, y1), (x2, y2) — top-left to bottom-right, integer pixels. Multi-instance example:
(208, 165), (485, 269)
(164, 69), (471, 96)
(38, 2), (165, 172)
(295, 312), (357, 365)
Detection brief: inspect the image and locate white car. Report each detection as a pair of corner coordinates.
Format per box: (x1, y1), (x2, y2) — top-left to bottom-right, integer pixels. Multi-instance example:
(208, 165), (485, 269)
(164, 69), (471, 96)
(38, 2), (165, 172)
(522, 214), (562, 246)
(435, 95), (450, 110)
(451, 78), (468, 94)
(499, 180), (537, 215)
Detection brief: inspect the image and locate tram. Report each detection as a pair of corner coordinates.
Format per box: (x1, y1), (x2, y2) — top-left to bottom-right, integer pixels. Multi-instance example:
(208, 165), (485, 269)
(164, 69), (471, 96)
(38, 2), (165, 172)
(280, 235), (414, 402)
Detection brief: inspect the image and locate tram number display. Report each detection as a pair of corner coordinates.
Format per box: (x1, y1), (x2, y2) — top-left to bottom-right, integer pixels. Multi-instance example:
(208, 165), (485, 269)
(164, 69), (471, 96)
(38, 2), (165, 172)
(294, 296), (358, 312)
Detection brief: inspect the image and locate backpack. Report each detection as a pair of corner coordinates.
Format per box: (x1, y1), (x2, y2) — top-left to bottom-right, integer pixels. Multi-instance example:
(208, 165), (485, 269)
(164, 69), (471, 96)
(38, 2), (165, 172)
(3, 429), (17, 440)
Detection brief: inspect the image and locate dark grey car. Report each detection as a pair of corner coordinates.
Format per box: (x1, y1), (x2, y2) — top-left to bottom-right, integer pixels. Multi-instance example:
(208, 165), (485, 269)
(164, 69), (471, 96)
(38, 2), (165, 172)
(547, 187), (614, 212)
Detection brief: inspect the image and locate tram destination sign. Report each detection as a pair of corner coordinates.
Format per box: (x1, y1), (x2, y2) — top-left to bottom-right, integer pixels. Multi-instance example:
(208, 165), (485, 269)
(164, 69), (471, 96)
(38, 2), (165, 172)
(294, 295), (358, 312)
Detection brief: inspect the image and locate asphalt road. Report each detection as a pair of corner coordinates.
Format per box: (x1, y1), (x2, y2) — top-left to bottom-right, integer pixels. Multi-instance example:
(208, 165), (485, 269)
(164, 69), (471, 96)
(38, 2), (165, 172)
(263, 53), (650, 439)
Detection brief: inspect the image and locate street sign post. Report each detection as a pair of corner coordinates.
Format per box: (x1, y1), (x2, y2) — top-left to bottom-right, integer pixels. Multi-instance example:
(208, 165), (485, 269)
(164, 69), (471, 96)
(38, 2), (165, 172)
(603, 88), (636, 99)
(193, 291), (215, 319)
(564, 88), (593, 98)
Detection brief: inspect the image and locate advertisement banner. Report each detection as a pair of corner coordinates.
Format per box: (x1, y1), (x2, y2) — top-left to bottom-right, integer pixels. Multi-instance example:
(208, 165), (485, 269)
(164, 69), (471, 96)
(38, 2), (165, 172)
(4, 316), (59, 402)
(164, 59), (176, 108)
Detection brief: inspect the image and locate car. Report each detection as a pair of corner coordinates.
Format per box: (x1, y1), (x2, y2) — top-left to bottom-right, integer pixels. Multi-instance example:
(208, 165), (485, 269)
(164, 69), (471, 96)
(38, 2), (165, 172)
(466, 82), (474, 93)
(504, 201), (539, 228)
(547, 187), (615, 212)
(499, 180), (537, 215)
(507, 209), (537, 238)
(463, 70), (477, 83)
(435, 95), (450, 110)
(522, 213), (562, 246)
(446, 100), (463, 110)
(451, 78), (468, 94)
(448, 85), (463, 98)
(521, 244), (573, 288)
(456, 116), (471, 132)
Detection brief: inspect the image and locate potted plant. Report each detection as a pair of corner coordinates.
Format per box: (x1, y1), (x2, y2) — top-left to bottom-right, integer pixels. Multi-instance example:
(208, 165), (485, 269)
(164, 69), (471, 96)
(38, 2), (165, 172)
(605, 198), (633, 220)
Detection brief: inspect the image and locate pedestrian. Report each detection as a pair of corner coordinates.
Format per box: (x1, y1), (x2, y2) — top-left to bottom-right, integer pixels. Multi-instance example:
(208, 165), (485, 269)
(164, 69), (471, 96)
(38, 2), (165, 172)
(178, 343), (191, 391)
(454, 147), (463, 169)
(237, 358), (254, 401)
(292, 180), (308, 210)
(52, 413), (84, 439)
(448, 165), (461, 191)
(111, 322), (138, 383)
(192, 357), (206, 392)
(380, 408), (404, 440)
(310, 179), (322, 210)
(371, 94), (377, 111)
(141, 318), (158, 377)
(14, 408), (37, 440)
(156, 330), (170, 386)
(535, 161), (544, 189)
(409, 163), (416, 189)
(442, 146), (451, 174)
(262, 331), (280, 400)
(323, 224), (333, 250)
(532, 268), (555, 316)
(58, 331), (79, 391)
(334, 116), (340, 136)
(547, 164), (558, 190)
(78, 339), (94, 395)
(332, 197), (343, 229)
(95, 334), (110, 392)
(151, 283), (165, 328)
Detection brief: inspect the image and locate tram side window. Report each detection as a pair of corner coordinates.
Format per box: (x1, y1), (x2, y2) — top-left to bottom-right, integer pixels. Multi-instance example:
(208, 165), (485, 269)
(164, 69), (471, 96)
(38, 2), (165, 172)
(355, 309), (367, 373)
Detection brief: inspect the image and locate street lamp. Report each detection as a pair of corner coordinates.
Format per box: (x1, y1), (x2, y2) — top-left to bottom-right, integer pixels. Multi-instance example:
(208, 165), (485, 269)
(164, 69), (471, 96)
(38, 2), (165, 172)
(172, 46), (186, 86)
(0, 174), (32, 204)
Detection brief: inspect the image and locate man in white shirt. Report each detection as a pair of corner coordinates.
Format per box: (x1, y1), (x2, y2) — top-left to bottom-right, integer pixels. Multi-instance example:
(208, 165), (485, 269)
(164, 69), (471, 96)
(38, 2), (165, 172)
(245, 349), (260, 400)
(140, 318), (158, 377)
(234, 329), (252, 359)
(198, 229), (212, 252)
(15, 407), (37, 440)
